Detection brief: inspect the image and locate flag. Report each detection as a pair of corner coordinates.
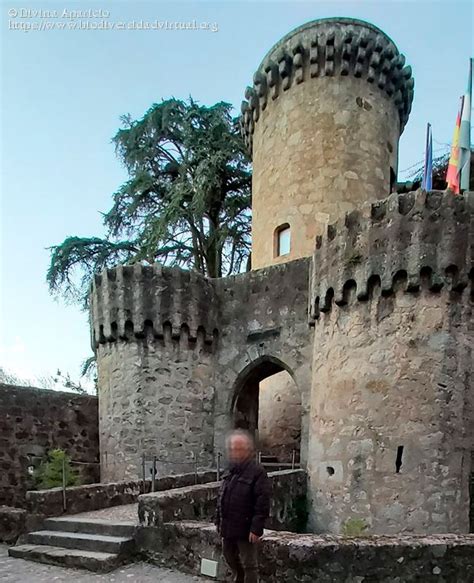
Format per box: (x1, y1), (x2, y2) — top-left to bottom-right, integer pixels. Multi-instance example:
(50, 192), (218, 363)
(446, 97), (463, 194)
(422, 123), (432, 191)
(459, 58), (472, 191)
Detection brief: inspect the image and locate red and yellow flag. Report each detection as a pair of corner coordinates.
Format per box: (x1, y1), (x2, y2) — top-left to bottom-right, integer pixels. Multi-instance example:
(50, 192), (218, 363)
(446, 97), (464, 194)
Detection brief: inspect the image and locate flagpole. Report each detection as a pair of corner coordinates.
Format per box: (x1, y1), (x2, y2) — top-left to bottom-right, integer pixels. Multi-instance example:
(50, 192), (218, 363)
(422, 123), (432, 191)
(459, 58), (472, 191)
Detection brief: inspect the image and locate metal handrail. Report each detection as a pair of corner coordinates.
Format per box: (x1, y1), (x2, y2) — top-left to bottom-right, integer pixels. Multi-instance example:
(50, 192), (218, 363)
(48, 448), (300, 512)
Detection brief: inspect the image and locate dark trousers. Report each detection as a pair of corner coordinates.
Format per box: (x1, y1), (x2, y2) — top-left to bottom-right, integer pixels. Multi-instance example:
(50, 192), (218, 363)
(222, 538), (259, 583)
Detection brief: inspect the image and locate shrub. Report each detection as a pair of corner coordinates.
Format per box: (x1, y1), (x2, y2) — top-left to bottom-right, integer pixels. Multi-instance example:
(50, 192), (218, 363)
(342, 517), (369, 537)
(34, 448), (80, 489)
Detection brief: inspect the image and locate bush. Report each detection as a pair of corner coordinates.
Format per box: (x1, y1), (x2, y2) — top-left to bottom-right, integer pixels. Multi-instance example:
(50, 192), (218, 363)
(34, 449), (80, 489)
(342, 517), (369, 537)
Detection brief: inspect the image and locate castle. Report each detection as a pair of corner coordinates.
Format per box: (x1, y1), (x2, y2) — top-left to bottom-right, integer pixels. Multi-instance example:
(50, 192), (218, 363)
(90, 18), (473, 535)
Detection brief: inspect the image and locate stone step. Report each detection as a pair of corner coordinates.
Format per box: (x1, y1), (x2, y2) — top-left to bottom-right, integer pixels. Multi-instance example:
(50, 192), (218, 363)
(8, 544), (122, 573)
(26, 530), (135, 555)
(43, 516), (136, 537)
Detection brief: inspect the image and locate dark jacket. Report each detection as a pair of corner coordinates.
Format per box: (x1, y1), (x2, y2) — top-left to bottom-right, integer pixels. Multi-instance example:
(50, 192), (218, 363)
(216, 459), (271, 540)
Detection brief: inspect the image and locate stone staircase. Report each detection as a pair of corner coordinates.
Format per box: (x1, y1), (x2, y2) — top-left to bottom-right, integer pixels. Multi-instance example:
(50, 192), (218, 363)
(8, 516), (136, 573)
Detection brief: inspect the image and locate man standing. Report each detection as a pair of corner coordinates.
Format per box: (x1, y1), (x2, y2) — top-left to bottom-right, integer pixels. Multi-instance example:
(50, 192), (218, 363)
(216, 430), (271, 583)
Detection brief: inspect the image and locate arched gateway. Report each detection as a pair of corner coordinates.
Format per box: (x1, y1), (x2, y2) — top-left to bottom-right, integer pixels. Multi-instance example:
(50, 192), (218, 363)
(231, 356), (302, 462)
(90, 258), (313, 482)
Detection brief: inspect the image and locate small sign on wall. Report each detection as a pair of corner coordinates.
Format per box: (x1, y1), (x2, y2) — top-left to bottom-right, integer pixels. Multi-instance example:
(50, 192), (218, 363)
(201, 558), (218, 578)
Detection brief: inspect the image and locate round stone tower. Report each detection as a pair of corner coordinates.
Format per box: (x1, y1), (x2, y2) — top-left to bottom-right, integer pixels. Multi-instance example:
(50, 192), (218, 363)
(241, 18), (414, 269)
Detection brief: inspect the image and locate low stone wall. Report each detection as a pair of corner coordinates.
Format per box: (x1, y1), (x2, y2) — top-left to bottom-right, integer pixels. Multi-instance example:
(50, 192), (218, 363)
(27, 470), (217, 518)
(0, 506), (26, 544)
(138, 469), (307, 533)
(0, 383), (99, 508)
(143, 521), (474, 582)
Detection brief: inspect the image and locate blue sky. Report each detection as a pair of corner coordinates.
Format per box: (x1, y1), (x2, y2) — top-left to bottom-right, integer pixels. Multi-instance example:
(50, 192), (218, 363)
(1, 0), (472, 390)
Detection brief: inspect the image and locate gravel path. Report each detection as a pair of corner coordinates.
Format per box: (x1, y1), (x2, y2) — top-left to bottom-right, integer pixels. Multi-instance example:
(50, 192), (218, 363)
(0, 545), (209, 583)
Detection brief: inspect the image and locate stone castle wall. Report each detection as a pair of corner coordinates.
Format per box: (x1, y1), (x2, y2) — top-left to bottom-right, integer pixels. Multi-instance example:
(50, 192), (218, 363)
(258, 370), (302, 460)
(308, 190), (473, 534)
(91, 190), (473, 535)
(212, 259), (313, 461)
(87, 13), (472, 535)
(92, 260), (313, 481)
(0, 384), (99, 507)
(97, 337), (217, 482)
(244, 18), (415, 458)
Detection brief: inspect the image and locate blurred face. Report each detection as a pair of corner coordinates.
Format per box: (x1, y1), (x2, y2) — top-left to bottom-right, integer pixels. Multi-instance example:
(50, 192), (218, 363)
(228, 434), (253, 464)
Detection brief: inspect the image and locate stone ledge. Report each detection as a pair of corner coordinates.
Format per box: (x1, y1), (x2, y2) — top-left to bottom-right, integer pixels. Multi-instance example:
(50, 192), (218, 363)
(138, 469), (306, 533)
(143, 520), (474, 582)
(26, 471), (217, 519)
(0, 506), (26, 544)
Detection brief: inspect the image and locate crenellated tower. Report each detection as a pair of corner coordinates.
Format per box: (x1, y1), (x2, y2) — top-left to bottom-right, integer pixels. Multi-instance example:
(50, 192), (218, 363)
(241, 18), (414, 269)
(308, 190), (473, 534)
(90, 264), (219, 481)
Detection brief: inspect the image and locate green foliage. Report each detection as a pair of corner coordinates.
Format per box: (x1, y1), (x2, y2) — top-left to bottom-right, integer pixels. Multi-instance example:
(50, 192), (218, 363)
(342, 517), (369, 537)
(47, 98), (252, 307)
(47, 237), (139, 308)
(34, 449), (80, 490)
(80, 356), (97, 394)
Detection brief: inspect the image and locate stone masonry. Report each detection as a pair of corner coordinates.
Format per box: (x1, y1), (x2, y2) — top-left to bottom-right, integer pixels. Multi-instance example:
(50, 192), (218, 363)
(0, 384), (99, 508)
(145, 525), (474, 583)
(91, 260), (312, 482)
(243, 18), (414, 268)
(258, 370), (301, 460)
(247, 17), (414, 467)
(91, 17), (473, 536)
(308, 190), (473, 534)
(92, 190), (473, 535)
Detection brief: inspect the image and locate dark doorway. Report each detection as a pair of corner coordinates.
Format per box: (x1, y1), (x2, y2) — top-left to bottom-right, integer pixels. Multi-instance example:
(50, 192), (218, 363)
(232, 357), (301, 463)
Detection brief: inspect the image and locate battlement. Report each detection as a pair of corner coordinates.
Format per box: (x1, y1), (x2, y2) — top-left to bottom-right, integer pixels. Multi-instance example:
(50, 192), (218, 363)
(309, 190), (474, 319)
(241, 17), (414, 151)
(90, 264), (219, 349)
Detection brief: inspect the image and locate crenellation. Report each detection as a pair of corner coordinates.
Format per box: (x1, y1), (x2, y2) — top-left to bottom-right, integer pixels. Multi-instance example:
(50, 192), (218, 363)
(241, 19), (414, 151)
(90, 264), (219, 350)
(310, 190), (473, 320)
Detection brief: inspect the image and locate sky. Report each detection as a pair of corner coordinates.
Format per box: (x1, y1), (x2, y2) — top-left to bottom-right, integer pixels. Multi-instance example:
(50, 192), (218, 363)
(1, 0), (473, 391)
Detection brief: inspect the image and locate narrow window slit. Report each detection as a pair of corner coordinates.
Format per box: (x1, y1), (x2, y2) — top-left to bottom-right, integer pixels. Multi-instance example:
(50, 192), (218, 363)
(395, 445), (404, 473)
